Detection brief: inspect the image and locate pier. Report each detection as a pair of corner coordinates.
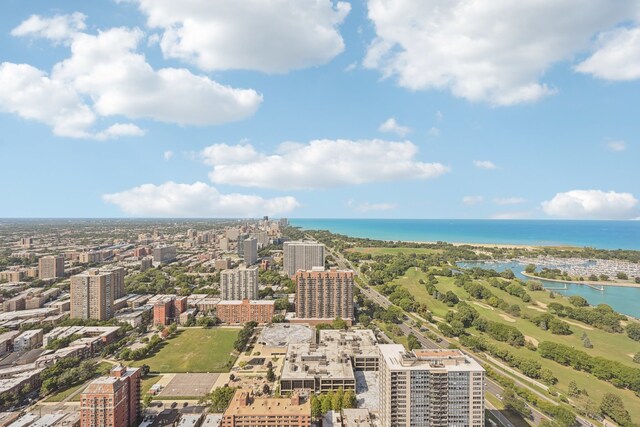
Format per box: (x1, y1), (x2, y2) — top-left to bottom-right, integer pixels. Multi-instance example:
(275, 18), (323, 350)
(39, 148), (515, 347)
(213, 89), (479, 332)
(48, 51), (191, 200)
(544, 284), (568, 291)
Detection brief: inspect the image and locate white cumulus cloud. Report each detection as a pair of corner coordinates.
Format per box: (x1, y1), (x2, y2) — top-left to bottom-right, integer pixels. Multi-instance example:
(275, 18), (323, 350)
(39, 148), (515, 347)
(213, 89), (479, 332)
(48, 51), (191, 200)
(11, 12), (86, 43)
(490, 211), (531, 220)
(379, 117), (411, 137)
(427, 127), (441, 137)
(606, 140), (627, 152)
(163, 150), (174, 161)
(542, 190), (639, 219)
(576, 26), (640, 81)
(103, 182), (299, 217)
(474, 160), (498, 170)
(364, 0), (640, 105)
(203, 139), (450, 190)
(128, 0), (350, 73)
(494, 197), (526, 205)
(462, 196), (484, 205)
(2, 16), (262, 139)
(348, 200), (396, 212)
(95, 123), (146, 141)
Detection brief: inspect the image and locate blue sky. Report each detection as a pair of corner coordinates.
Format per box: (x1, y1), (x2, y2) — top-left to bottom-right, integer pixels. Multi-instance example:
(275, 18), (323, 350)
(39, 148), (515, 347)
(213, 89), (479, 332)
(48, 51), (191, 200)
(0, 0), (639, 219)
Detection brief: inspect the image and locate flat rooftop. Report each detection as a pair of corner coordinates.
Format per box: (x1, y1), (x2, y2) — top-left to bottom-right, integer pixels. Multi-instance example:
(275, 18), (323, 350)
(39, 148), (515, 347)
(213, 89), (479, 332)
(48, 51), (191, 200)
(378, 345), (484, 372)
(259, 324), (314, 347)
(224, 390), (310, 417)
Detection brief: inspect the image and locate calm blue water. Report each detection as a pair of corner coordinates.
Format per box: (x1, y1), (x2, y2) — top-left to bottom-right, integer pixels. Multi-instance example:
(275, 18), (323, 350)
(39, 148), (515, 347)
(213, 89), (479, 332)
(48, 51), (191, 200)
(458, 261), (640, 318)
(290, 219), (640, 250)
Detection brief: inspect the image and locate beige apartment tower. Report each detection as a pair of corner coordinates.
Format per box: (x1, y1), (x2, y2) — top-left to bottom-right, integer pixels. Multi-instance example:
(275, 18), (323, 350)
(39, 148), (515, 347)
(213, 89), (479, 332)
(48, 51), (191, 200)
(38, 255), (65, 279)
(283, 241), (325, 277)
(70, 268), (124, 320)
(220, 266), (259, 300)
(295, 267), (354, 321)
(378, 345), (485, 427)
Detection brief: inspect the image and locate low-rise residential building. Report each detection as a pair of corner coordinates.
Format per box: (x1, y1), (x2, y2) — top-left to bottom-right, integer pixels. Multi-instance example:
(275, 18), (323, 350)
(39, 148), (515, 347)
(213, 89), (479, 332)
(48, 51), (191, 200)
(222, 389), (311, 427)
(13, 329), (43, 352)
(216, 300), (274, 324)
(280, 329), (379, 393)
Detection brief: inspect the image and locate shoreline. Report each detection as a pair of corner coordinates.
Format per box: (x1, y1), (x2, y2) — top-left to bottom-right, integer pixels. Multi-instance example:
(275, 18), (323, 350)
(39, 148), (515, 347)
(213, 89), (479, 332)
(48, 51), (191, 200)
(403, 240), (541, 250)
(520, 271), (640, 289)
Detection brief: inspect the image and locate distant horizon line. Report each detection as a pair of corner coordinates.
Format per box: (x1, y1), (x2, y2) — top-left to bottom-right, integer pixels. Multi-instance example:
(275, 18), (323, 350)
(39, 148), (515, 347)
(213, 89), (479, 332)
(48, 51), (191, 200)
(0, 217), (638, 222)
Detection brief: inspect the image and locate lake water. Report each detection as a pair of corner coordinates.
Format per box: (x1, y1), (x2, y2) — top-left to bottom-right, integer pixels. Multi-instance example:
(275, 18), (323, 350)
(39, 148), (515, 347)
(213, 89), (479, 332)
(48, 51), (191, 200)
(458, 260), (640, 318)
(290, 219), (640, 250)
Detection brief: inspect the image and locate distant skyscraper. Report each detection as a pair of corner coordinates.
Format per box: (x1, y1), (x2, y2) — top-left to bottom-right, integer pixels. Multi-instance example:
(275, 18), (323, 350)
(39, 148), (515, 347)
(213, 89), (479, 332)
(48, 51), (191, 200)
(38, 255), (64, 279)
(378, 345), (485, 427)
(283, 241), (325, 277)
(70, 268), (123, 320)
(295, 267), (354, 321)
(80, 365), (141, 427)
(243, 238), (258, 266)
(221, 266), (259, 300)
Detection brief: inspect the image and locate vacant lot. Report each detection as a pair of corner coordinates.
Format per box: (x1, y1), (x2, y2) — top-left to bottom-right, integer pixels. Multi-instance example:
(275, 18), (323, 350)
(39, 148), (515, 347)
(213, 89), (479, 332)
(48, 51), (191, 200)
(132, 328), (240, 373)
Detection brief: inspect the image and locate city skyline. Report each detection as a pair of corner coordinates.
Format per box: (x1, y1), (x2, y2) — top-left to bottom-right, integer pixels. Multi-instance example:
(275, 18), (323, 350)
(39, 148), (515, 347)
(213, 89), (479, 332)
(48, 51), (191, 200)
(1, 0), (639, 220)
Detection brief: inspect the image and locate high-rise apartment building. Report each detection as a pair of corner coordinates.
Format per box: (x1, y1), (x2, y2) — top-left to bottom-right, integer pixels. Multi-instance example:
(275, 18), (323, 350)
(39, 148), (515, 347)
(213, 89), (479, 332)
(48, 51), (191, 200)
(220, 266), (259, 300)
(243, 238), (258, 266)
(283, 241), (325, 277)
(70, 268), (124, 320)
(38, 255), (65, 279)
(378, 345), (485, 427)
(152, 296), (188, 327)
(80, 365), (141, 427)
(295, 267), (354, 321)
(152, 245), (176, 264)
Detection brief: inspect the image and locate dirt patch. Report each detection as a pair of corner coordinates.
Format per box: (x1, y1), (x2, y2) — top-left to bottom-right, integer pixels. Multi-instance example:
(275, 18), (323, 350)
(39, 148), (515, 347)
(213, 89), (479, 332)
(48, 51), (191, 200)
(525, 335), (539, 346)
(499, 314), (516, 323)
(563, 320), (594, 331)
(527, 305), (546, 313)
(472, 301), (495, 311)
(536, 302), (548, 309)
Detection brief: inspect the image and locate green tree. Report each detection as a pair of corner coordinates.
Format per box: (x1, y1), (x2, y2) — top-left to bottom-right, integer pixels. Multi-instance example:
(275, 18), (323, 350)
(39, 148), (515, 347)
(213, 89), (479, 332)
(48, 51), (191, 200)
(311, 395), (322, 418)
(332, 318), (348, 330)
(407, 334), (421, 350)
(342, 389), (357, 409)
(205, 386), (236, 412)
(600, 393), (632, 427)
(626, 323), (640, 341)
(331, 388), (344, 411)
(568, 380), (580, 397)
(358, 314), (371, 327)
(266, 367), (275, 382)
(322, 391), (334, 414)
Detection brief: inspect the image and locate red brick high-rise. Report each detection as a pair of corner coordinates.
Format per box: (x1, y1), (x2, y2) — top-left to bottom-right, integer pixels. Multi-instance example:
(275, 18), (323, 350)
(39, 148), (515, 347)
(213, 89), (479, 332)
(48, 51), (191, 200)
(153, 296), (188, 327)
(295, 268), (354, 321)
(80, 365), (141, 427)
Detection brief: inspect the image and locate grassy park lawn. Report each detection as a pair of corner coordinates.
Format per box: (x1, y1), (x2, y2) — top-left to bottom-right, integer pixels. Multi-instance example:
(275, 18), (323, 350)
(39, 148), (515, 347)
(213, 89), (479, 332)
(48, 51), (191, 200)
(46, 382), (87, 402)
(385, 266), (640, 423)
(348, 247), (442, 256)
(392, 268), (640, 367)
(131, 328), (239, 373)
